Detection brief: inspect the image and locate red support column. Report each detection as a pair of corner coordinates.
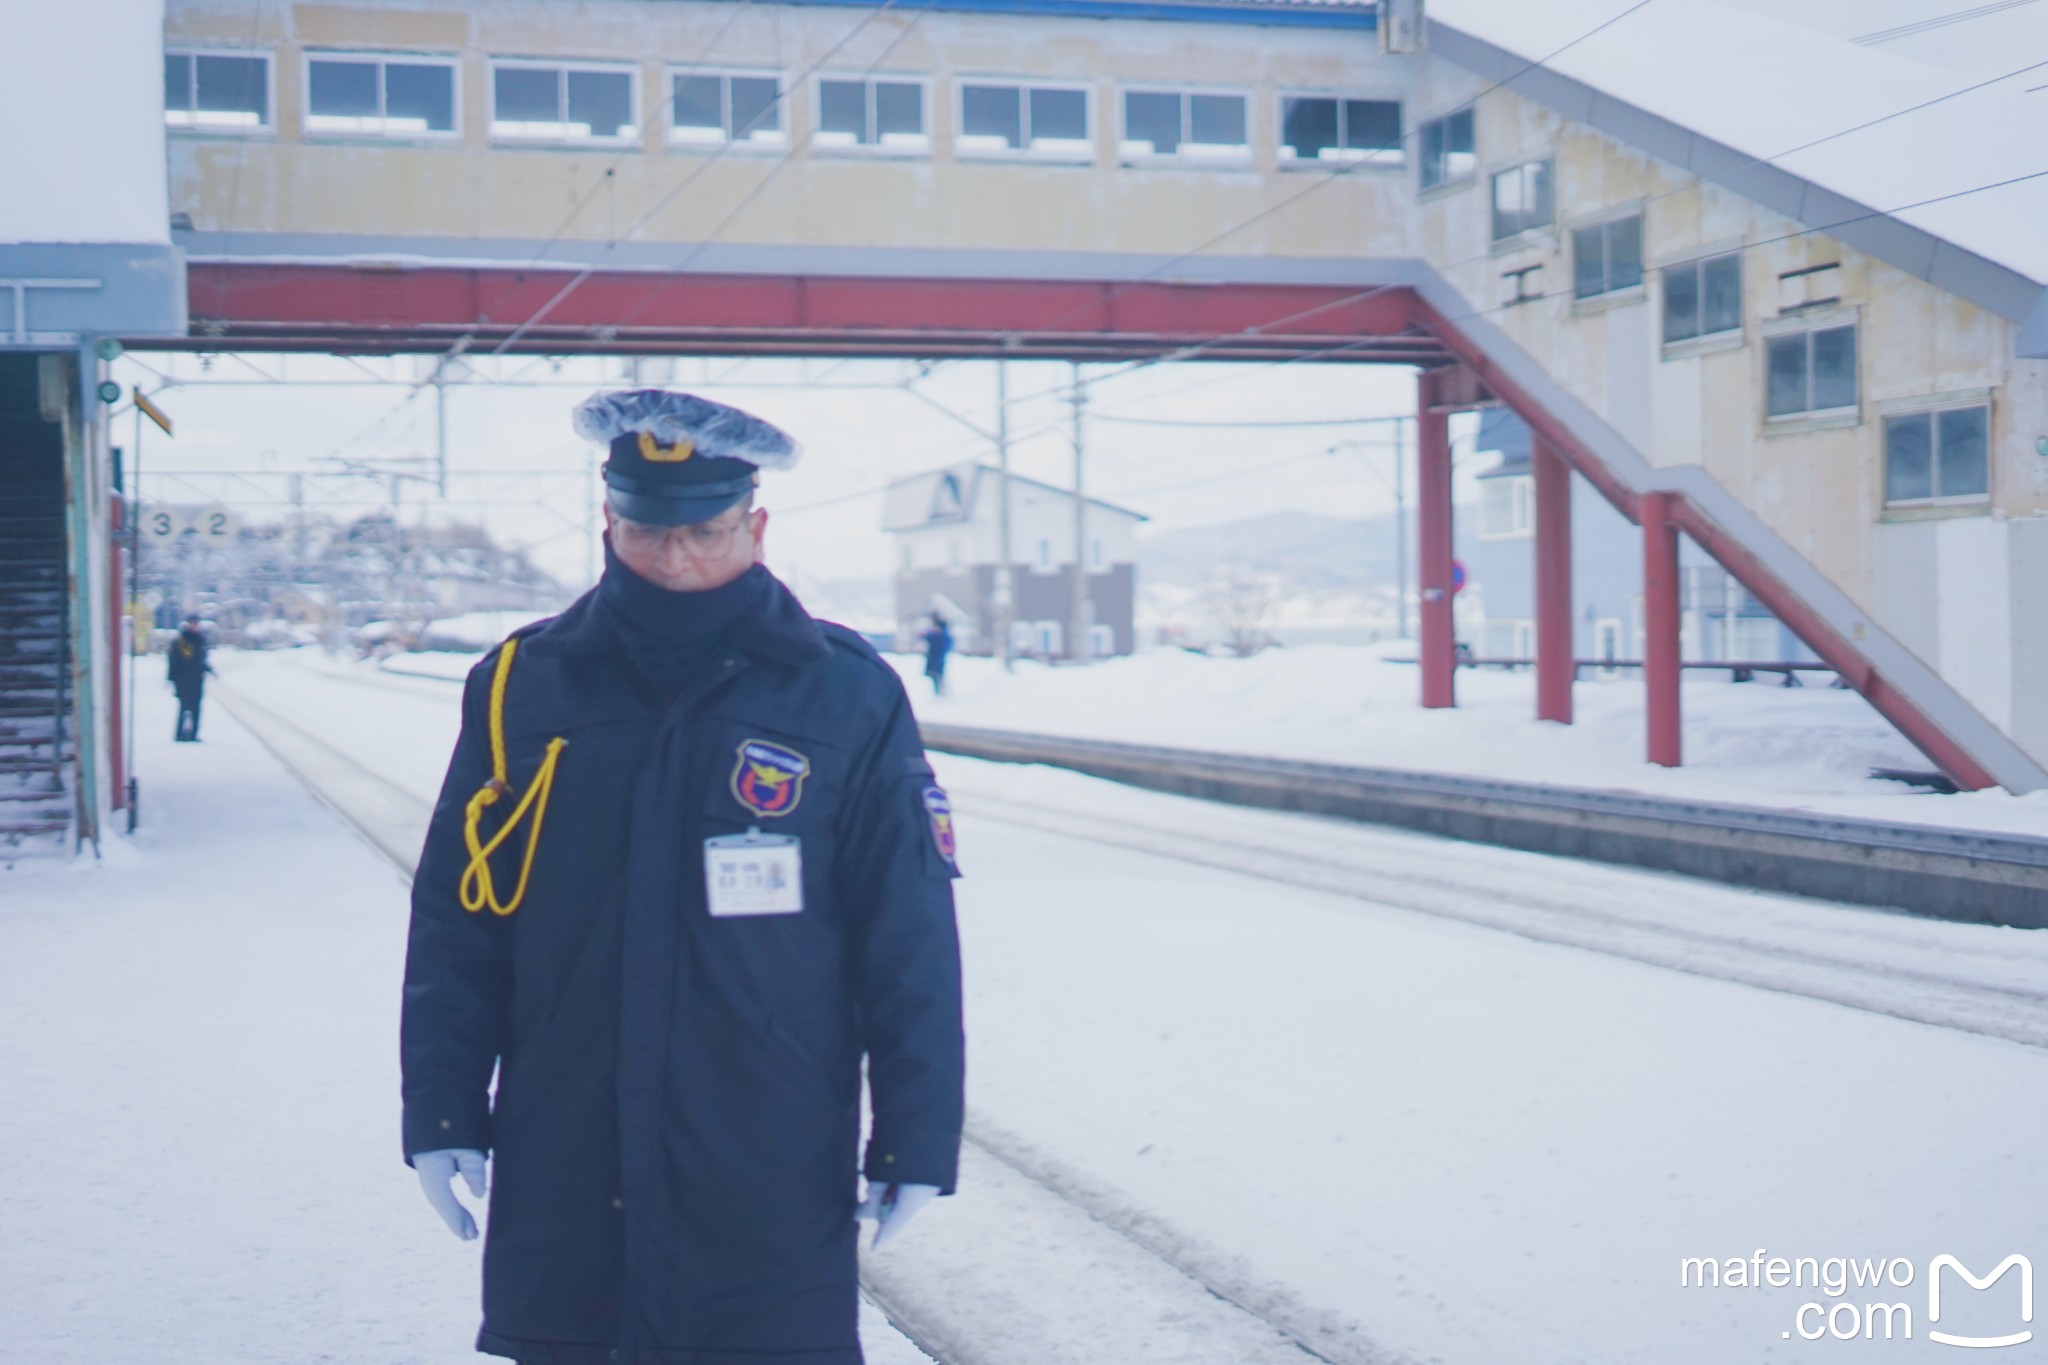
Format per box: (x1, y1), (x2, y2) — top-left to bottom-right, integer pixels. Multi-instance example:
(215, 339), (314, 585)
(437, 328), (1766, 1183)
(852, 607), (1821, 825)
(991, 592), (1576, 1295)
(1641, 492), (1682, 767)
(1532, 436), (1573, 725)
(1416, 373), (1455, 709)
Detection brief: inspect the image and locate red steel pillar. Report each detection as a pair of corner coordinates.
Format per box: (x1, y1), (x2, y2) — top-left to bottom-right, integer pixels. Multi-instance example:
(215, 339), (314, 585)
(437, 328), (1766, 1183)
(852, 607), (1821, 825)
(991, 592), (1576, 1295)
(1641, 492), (1682, 767)
(1416, 372), (1455, 709)
(1532, 436), (1574, 724)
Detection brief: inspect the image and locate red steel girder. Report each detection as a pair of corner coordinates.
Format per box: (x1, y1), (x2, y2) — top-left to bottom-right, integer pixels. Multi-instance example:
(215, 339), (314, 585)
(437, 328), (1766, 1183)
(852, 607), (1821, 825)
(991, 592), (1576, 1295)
(169, 262), (1440, 361)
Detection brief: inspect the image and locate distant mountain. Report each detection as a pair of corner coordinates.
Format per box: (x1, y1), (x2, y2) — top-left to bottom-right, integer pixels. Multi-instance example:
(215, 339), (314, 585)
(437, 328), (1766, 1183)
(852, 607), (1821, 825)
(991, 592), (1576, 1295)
(1137, 506), (1479, 591)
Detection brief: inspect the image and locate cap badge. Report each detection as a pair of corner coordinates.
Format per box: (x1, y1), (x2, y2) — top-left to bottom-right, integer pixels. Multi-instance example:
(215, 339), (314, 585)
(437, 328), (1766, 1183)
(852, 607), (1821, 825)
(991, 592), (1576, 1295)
(638, 431), (696, 463)
(731, 739), (811, 818)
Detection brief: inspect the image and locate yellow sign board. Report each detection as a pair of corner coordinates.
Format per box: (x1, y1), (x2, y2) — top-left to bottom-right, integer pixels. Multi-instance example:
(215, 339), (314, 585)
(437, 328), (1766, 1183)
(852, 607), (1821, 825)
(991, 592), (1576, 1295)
(132, 387), (173, 437)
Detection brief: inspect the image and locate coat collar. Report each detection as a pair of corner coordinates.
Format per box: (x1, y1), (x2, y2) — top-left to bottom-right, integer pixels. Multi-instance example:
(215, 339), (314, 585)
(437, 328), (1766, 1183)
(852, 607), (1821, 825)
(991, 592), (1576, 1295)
(521, 570), (830, 670)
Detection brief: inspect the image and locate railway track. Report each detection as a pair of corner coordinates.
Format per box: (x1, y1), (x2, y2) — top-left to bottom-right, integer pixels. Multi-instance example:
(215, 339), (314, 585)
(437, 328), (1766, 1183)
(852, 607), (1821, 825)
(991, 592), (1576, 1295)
(223, 666), (2048, 1053)
(212, 675), (1404, 1365)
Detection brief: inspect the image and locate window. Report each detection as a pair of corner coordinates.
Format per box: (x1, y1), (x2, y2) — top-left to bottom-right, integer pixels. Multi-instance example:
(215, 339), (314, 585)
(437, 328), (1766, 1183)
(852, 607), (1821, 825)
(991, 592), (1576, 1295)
(1571, 213), (1643, 299)
(816, 77), (927, 151)
(1280, 95), (1401, 165)
(1418, 108), (1474, 189)
(670, 69), (782, 148)
(1036, 538), (1052, 569)
(1663, 252), (1742, 344)
(1089, 537), (1104, 568)
(164, 51), (269, 130)
(1765, 325), (1857, 417)
(1119, 88), (1249, 163)
(306, 54), (456, 137)
(957, 81), (1090, 159)
(1490, 159), (1553, 240)
(1479, 474), (1533, 538)
(491, 62), (637, 143)
(1884, 405), (1989, 504)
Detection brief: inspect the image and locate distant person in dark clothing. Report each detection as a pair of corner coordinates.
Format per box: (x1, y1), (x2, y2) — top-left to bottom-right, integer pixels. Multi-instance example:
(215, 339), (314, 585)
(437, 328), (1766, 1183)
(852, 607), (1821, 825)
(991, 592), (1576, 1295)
(167, 614), (212, 741)
(920, 612), (953, 696)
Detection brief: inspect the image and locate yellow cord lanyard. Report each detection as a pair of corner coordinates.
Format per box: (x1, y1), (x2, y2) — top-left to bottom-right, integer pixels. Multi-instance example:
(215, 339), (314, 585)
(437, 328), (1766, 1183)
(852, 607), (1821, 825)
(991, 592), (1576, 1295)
(458, 637), (568, 916)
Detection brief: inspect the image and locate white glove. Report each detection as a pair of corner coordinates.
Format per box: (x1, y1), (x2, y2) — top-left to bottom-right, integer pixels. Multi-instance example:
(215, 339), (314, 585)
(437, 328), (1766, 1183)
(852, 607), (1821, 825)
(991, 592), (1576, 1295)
(855, 1181), (939, 1248)
(414, 1147), (488, 1240)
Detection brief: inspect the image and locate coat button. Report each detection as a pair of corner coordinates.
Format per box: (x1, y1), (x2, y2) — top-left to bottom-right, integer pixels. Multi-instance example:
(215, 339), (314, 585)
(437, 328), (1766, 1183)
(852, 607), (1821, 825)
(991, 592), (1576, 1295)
(439, 1119), (451, 1130)
(882, 1153), (895, 1164)
(612, 1197), (623, 1210)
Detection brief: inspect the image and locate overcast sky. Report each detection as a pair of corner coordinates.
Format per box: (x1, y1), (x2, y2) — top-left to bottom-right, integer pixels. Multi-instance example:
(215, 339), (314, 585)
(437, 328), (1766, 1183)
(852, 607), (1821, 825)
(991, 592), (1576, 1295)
(114, 351), (1489, 593)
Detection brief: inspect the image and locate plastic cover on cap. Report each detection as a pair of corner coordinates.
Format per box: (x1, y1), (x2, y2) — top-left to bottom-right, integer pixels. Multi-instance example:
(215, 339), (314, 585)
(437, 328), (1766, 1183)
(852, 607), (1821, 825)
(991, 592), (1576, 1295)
(572, 389), (801, 470)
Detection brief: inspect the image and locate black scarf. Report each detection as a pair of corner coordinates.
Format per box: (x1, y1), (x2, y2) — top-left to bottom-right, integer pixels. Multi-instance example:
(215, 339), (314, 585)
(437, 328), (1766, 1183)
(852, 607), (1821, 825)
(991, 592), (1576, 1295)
(595, 538), (773, 693)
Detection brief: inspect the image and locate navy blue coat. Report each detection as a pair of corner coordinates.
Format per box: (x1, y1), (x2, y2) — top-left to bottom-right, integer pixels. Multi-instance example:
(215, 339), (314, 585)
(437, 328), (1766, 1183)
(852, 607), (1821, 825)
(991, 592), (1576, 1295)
(400, 575), (964, 1365)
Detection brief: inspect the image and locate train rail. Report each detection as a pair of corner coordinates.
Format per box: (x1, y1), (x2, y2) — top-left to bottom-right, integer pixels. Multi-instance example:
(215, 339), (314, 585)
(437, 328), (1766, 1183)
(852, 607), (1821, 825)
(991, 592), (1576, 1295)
(212, 675), (1401, 1365)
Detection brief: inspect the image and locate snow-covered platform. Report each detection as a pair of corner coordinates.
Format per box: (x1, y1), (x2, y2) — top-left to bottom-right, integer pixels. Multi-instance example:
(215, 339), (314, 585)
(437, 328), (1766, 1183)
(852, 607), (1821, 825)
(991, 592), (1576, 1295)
(8, 655), (2047, 1364)
(0, 685), (930, 1365)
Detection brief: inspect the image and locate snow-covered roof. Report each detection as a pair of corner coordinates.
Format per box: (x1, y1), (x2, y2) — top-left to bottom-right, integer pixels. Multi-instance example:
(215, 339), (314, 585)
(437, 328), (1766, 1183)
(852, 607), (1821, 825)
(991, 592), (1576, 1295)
(880, 463), (1149, 531)
(1430, 0), (2048, 293)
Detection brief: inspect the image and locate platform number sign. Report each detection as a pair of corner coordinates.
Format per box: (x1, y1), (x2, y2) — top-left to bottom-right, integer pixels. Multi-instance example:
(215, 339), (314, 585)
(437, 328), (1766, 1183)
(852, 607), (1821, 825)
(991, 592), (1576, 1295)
(142, 504), (241, 542)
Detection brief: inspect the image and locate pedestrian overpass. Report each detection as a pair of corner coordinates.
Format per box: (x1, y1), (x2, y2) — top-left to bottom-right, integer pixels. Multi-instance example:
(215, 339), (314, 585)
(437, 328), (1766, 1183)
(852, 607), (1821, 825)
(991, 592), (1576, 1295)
(8, 0), (2047, 849)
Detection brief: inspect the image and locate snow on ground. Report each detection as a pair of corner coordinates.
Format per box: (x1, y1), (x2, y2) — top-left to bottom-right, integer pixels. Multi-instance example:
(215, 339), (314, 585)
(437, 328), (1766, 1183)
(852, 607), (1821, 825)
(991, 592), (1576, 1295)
(190, 651), (2048, 1363)
(0, 681), (928, 1365)
(890, 644), (2048, 836)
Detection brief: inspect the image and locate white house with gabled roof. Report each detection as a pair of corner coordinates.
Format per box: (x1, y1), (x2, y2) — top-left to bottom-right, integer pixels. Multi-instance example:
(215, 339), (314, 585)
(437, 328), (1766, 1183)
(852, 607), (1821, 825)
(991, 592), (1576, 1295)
(881, 462), (1147, 659)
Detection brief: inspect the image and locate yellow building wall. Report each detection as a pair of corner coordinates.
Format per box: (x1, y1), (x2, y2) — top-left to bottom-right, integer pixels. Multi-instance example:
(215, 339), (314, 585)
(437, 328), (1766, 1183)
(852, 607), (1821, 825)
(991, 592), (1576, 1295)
(161, 0), (2048, 773)
(166, 0), (1418, 260)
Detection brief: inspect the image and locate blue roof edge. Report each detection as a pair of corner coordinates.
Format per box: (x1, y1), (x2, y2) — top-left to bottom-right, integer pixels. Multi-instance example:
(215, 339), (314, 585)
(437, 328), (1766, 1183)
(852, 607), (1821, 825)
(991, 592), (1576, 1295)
(769, 0), (1377, 28)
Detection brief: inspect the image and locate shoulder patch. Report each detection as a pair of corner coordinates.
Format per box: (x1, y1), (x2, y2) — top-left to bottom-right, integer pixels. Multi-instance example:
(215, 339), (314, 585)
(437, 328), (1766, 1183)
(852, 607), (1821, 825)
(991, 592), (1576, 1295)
(922, 784), (957, 865)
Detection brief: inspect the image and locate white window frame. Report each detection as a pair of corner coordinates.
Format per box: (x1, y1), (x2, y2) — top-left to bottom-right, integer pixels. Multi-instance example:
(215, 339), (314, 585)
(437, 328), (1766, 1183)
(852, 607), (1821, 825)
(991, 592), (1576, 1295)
(666, 66), (786, 151)
(1116, 85), (1253, 167)
(811, 73), (932, 156)
(164, 48), (275, 134)
(1569, 209), (1645, 302)
(302, 50), (462, 141)
(489, 58), (641, 147)
(1880, 399), (1994, 509)
(1660, 248), (1744, 350)
(1478, 474), (1534, 540)
(1276, 91), (1404, 168)
(1761, 311), (1860, 425)
(952, 77), (1093, 163)
(1594, 618), (1623, 678)
(1416, 107), (1475, 192)
(1489, 157), (1555, 244)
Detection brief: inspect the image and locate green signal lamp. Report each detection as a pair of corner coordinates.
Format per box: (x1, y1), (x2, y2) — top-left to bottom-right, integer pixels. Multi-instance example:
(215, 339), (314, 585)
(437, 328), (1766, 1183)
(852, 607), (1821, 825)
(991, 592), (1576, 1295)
(97, 380), (123, 404)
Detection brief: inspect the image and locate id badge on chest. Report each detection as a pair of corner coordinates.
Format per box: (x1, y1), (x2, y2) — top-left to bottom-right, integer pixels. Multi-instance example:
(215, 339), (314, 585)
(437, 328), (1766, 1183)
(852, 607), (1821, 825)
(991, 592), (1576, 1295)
(704, 827), (804, 917)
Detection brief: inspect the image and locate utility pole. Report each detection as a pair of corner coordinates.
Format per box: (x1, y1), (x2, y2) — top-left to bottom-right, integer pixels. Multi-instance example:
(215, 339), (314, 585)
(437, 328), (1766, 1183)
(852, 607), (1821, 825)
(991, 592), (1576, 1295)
(433, 360), (449, 496)
(994, 359), (1015, 672)
(1067, 363), (1091, 664)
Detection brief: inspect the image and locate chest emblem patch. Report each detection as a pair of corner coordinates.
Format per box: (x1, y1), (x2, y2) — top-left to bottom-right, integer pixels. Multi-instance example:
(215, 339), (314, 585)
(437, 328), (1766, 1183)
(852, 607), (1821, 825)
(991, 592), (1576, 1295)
(922, 784), (957, 864)
(731, 739), (811, 818)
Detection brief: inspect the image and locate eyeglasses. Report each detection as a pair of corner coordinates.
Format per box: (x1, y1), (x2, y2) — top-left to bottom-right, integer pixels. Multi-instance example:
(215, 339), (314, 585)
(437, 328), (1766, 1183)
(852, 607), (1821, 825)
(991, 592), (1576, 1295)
(614, 510), (751, 560)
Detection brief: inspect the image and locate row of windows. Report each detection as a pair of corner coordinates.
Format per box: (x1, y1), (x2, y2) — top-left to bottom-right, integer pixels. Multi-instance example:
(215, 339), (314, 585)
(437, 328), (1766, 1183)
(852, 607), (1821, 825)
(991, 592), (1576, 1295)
(165, 49), (1404, 166)
(1479, 400), (1989, 524)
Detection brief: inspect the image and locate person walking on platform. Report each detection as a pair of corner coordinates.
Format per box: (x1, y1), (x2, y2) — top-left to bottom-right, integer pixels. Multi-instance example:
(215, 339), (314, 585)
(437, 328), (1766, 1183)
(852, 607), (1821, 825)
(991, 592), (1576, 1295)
(166, 614), (212, 742)
(401, 390), (965, 1365)
(920, 611), (953, 697)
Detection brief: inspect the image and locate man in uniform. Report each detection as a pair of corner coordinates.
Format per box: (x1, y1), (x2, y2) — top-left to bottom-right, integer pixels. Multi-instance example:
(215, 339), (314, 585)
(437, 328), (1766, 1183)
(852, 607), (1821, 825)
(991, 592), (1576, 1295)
(166, 613), (212, 741)
(400, 390), (965, 1365)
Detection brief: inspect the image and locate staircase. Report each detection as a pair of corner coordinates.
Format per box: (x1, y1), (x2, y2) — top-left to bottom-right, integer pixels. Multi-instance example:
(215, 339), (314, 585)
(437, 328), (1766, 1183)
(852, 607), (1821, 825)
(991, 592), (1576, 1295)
(0, 356), (73, 858)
